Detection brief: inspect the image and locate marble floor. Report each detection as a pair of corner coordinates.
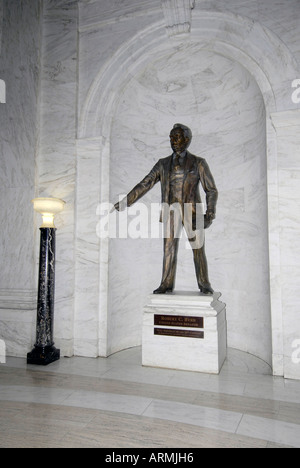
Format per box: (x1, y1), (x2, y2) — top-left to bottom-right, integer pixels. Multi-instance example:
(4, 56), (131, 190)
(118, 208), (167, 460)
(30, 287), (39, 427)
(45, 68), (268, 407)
(0, 347), (299, 448)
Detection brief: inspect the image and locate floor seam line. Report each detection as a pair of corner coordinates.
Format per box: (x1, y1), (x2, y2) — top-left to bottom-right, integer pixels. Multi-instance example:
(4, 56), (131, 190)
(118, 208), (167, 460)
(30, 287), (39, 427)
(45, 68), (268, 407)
(140, 398), (155, 416)
(235, 413), (245, 434)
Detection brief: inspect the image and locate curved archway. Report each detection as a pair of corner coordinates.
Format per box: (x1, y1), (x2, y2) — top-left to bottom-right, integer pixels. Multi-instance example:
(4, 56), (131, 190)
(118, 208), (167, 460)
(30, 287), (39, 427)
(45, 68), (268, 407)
(77, 11), (299, 373)
(80, 11), (298, 138)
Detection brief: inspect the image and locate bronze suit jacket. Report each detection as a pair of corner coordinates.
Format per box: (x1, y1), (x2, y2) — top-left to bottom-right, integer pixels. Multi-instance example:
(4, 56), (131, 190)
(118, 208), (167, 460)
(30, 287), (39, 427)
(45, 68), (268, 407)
(125, 151), (218, 223)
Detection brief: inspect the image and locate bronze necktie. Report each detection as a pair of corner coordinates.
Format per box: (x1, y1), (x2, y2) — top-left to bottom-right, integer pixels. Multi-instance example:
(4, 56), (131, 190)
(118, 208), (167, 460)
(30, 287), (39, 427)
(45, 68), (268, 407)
(174, 154), (181, 170)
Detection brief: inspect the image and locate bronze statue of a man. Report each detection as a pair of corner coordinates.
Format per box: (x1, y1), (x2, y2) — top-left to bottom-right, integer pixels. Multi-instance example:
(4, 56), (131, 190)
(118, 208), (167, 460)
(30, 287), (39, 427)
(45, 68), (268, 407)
(114, 124), (218, 295)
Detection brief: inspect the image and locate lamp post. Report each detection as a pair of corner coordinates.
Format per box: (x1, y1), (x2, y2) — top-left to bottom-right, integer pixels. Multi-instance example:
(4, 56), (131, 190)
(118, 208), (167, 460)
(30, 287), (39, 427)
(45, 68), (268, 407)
(27, 198), (65, 366)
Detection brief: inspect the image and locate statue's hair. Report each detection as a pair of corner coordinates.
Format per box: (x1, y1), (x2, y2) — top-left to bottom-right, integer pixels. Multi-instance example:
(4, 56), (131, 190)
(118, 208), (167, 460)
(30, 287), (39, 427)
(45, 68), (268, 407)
(172, 123), (192, 143)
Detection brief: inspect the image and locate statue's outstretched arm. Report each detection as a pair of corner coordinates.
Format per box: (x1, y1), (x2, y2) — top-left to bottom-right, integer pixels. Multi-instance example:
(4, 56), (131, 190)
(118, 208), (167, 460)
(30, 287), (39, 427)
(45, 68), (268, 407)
(114, 161), (161, 212)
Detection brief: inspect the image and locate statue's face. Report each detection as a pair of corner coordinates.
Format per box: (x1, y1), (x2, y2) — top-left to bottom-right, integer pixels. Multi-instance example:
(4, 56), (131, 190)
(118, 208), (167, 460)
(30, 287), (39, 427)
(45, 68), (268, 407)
(170, 128), (190, 154)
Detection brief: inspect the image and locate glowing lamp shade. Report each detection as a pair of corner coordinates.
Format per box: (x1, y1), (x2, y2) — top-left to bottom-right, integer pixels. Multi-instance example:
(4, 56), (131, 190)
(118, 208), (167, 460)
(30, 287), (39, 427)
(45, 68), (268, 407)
(32, 198), (66, 228)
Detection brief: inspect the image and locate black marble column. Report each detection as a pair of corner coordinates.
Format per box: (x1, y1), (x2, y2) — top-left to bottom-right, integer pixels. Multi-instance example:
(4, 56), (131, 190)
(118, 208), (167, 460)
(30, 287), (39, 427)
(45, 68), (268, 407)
(27, 228), (60, 365)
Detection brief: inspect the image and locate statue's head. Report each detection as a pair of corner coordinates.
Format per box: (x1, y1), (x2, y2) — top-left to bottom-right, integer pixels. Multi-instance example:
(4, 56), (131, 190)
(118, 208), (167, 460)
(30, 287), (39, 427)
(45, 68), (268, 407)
(170, 124), (192, 153)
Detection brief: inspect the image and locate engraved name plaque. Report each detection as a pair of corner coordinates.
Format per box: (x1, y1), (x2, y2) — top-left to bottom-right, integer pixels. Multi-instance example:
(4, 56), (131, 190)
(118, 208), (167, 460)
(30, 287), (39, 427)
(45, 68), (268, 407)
(154, 314), (204, 339)
(154, 315), (204, 328)
(154, 328), (204, 339)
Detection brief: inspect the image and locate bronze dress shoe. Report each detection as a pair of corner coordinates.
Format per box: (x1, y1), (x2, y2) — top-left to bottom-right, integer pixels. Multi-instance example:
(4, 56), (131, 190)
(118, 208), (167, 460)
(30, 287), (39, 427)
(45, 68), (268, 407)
(200, 285), (214, 295)
(153, 286), (173, 294)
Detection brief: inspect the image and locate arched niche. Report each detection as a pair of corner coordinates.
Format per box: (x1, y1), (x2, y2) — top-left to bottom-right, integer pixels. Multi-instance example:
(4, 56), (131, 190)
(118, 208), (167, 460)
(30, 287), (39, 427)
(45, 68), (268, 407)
(77, 11), (299, 374)
(80, 11), (298, 137)
(109, 47), (270, 363)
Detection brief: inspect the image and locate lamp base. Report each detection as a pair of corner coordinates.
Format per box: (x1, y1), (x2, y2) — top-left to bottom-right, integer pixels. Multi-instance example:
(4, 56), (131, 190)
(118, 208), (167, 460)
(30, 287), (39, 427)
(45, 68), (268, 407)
(27, 345), (60, 366)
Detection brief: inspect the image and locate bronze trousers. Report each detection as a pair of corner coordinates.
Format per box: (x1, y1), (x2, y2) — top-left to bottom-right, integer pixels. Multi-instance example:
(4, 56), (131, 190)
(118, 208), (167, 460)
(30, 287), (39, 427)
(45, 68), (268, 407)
(160, 211), (211, 291)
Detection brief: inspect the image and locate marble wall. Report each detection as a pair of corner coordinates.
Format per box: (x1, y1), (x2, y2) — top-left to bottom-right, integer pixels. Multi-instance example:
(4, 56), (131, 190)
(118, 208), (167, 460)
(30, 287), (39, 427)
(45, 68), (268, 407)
(0, 0), (42, 355)
(76, 0), (300, 378)
(270, 111), (300, 379)
(37, 0), (78, 356)
(1, 0), (300, 379)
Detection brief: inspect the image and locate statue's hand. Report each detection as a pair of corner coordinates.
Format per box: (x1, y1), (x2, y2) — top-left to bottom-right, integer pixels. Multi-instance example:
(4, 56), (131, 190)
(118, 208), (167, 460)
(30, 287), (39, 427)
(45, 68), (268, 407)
(113, 199), (127, 212)
(114, 202), (120, 212)
(204, 211), (215, 229)
(204, 215), (212, 229)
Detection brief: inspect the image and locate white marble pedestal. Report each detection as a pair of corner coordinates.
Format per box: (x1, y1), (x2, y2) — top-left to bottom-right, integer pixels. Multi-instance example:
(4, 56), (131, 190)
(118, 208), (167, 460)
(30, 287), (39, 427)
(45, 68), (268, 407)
(142, 292), (227, 374)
